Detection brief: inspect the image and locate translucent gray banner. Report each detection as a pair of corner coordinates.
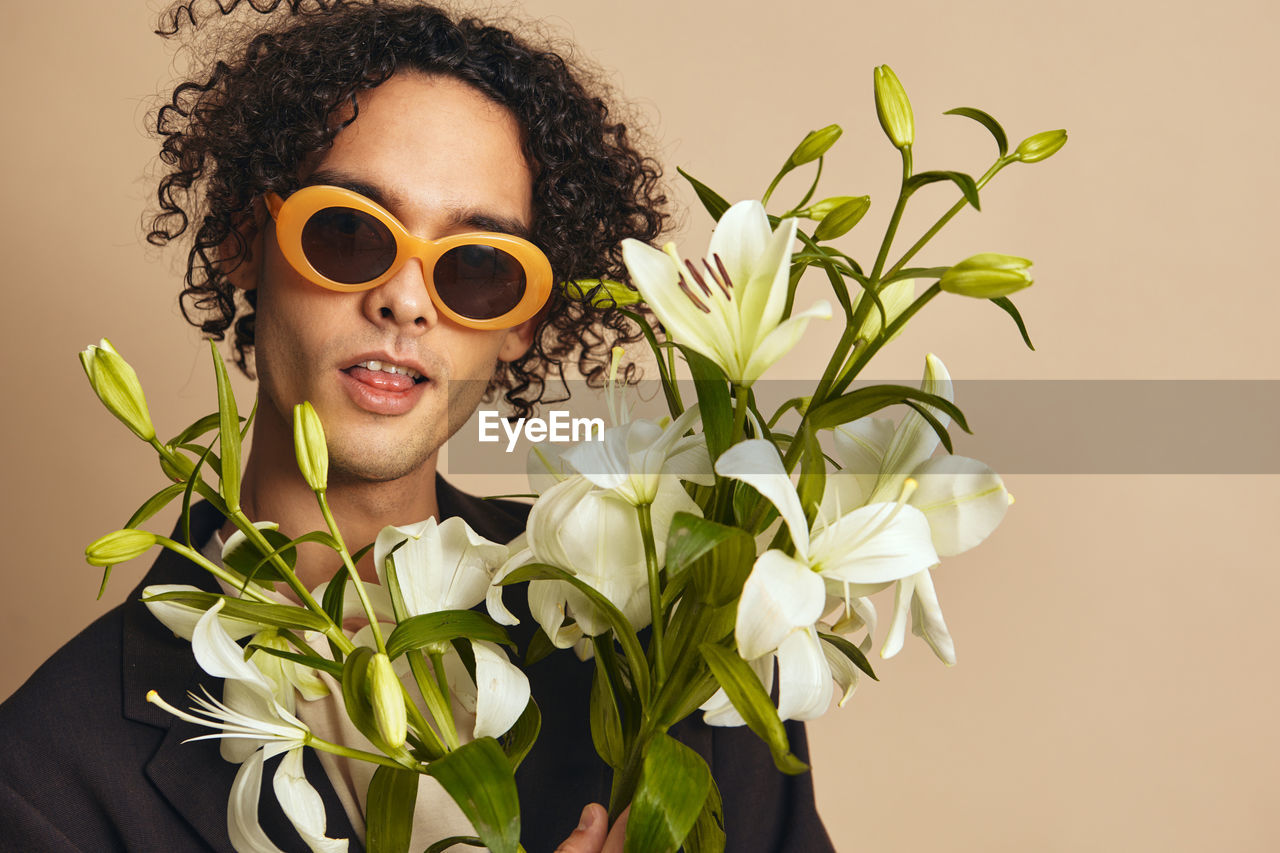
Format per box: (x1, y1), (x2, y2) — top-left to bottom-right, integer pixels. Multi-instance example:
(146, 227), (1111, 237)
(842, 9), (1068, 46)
(446, 380), (1280, 475)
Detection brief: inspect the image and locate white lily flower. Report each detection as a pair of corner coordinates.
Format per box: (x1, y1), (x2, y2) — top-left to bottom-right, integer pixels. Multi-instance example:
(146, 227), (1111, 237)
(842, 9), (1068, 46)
(523, 473), (699, 644)
(372, 517), (528, 739)
(712, 439), (937, 721)
(826, 354), (1012, 665)
(621, 200), (831, 386)
(147, 602), (346, 852)
(561, 404), (713, 506)
(373, 516), (509, 615)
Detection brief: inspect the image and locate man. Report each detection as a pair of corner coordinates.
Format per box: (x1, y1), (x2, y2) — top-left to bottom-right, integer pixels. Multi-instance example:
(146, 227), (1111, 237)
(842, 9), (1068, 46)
(0, 4), (832, 851)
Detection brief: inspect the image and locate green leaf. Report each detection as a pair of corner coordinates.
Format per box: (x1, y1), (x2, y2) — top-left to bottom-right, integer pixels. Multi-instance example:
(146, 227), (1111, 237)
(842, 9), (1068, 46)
(732, 480), (779, 537)
(209, 340), (242, 511)
(944, 106), (1009, 156)
(902, 399), (955, 454)
(699, 644), (808, 775)
(141, 590), (331, 632)
(321, 566), (349, 658)
(905, 170), (981, 211)
(501, 696), (540, 770)
(385, 610), (515, 659)
(590, 662), (626, 768)
(365, 766), (419, 853)
(818, 631), (878, 681)
(664, 513), (756, 608)
(992, 296), (1036, 350)
(425, 737), (522, 853)
(423, 838), (486, 853)
(524, 627), (557, 666)
(166, 412), (222, 447)
(501, 563), (650, 703)
(807, 384), (969, 433)
(678, 167), (730, 222)
(125, 482), (187, 530)
(245, 642), (344, 679)
(795, 422), (826, 528)
(679, 345), (733, 460)
(221, 526), (295, 584)
(624, 733), (714, 853)
(685, 778), (726, 853)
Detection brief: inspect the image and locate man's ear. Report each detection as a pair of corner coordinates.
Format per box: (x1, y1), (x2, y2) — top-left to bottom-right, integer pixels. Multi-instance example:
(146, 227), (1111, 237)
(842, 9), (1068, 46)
(219, 199), (267, 291)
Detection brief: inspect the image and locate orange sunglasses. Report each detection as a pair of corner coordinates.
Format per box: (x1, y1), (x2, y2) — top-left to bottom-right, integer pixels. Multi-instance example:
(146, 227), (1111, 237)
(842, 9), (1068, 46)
(265, 185), (552, 331)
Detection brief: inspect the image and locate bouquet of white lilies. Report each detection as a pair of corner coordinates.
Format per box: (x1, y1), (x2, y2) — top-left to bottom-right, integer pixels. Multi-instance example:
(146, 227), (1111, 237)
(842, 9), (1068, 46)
(81, 65), (1064, 853)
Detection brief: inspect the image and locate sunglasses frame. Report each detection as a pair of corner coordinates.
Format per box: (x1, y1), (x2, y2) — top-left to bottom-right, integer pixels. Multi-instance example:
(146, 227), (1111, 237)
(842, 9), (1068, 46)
(264, 185), (552, 331)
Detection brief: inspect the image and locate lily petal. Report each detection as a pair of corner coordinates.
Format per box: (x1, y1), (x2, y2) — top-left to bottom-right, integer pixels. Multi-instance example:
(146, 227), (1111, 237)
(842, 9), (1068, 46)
(776, 626), (833, 722)
(273, 748), (348, 852)
(735, 551), (825, 661)
(142, 584), (261, 642)
(470, 640), (532, 739)
(910, 569), (955, 665)
(715, 439), (810, 558)
(872, 353), (953, 499)
(621, 238), (724, 361)
(821, 636), (862, 707)
(741, 299), (833, 386)
(909, 455), (1010, 556)
(812, 502), (938, 585)
(228, 751), (288, 853)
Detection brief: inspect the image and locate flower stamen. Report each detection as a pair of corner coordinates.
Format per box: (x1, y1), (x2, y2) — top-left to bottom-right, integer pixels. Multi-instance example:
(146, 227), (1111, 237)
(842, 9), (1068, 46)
(710, 254), (735, 298)
(683, 259), (713, 297)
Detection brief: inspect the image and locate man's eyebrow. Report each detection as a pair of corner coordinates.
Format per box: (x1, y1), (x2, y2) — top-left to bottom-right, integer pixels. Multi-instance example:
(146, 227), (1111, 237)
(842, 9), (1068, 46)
(301, 169), (534, 242)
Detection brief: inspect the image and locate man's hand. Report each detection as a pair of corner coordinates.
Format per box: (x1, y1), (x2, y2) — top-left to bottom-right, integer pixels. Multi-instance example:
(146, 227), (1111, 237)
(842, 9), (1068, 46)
(554, 804), (628, 853)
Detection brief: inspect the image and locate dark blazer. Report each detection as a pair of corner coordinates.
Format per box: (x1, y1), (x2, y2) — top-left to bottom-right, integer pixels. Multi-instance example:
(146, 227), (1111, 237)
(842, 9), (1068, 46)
(0, 477), (832, 852)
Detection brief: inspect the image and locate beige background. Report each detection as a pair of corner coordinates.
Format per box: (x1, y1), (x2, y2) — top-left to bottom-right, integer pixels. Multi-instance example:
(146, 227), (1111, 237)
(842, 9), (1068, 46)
(2, 0), (1277, 850)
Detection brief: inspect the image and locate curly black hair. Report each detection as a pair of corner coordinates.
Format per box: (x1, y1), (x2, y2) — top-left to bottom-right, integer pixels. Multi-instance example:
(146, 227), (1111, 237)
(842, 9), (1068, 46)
(148, 0), (666, 417)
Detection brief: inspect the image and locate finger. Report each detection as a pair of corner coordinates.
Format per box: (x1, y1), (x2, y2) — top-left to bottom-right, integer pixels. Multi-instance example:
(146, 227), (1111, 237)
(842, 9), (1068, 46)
(554, 803), (609, 853)
(602, 805), (630, 853)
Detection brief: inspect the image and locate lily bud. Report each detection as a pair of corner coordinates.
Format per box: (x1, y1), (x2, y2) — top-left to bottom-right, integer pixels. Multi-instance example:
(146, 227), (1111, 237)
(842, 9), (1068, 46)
(86, 529), (157, 566)
(799, 196), (859, 221)
(1014, 129), (1068, 163)
(813, 196), (872, 241)
(874, 65), (914, 149)
(79, 339), (156, 442)
(159, 450), (196, 484)
(788, 124), (843, 167)
(368, 652), (407, 749)
(561, 279), (642, 308)
(292, 402), (328, 492)
(940, 253), (1034, 299)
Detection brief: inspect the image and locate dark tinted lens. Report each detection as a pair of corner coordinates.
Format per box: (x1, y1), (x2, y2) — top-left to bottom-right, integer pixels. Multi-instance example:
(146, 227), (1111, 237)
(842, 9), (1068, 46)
(435, 243), (527, 319)
(300, 206), (396, 284)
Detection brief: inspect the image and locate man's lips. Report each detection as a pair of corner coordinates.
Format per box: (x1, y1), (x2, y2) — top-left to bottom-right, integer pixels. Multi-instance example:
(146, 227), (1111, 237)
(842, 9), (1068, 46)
(339, 357), (432, 415)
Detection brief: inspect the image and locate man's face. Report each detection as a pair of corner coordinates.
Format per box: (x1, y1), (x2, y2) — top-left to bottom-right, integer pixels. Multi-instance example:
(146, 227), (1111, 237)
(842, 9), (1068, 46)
(250, 73), (537, 484)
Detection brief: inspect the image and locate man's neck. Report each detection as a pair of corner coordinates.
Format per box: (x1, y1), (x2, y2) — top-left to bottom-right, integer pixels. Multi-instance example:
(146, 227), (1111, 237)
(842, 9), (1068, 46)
(221, 405), (440, 593)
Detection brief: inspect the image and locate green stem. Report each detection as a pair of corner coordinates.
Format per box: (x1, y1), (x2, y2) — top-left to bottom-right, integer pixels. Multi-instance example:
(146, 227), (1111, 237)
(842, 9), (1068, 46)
(317, 491), (387, 654)
(845, 148), (912, 351)
(833, 283), (942, 395)
(636, 503), (667, 683)
(884, 157), (1009, 280)
(308, 735), (420, 771)
(152, 537), (274, 603)
(608, 725), (657, 823)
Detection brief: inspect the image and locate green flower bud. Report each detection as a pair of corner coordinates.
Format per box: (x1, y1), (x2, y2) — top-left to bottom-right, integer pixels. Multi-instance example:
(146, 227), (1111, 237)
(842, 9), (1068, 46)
(561, 279), (641, 308)
(874, 65), (914, 150)
(1014, 129), (1068, 163)
(292, 401), (328, 492)
(159, 449), (196, 484)
(79, 339), (156, 442)
(812, 196), (872, 241)
(788, 124), (843, 167)
(368, 652), (407, 749)
(939, 253), (1034, 299)
(798, 196), (860, 221)
(86, 529), (157, 566)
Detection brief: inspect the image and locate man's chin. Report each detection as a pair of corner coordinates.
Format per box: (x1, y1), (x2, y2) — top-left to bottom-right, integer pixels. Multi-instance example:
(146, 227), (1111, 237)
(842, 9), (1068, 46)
(325, 437), (441, 485)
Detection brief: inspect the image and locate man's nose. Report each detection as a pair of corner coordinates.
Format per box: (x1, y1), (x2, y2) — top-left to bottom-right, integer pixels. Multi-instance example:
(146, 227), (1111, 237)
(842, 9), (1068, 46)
(362, 258), (438, 333)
